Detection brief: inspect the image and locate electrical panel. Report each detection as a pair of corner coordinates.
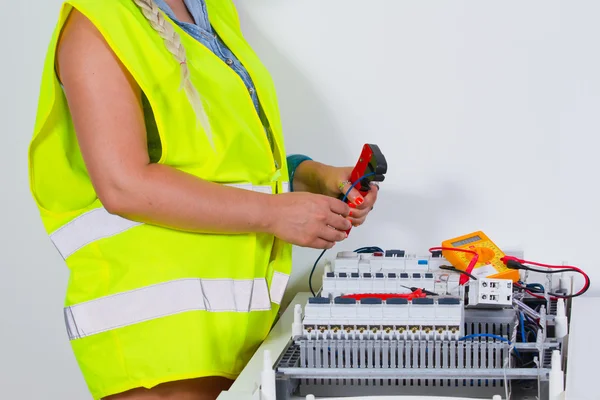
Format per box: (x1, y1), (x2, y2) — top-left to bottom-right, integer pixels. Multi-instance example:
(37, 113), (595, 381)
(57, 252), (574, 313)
(269, 248), (571, 400)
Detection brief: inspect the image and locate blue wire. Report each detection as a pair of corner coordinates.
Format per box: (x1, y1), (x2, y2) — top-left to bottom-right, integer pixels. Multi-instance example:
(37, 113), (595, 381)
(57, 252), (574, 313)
(514, 348), (522, 359)
(526, 283), (545, 293)
(524, 325), (538, 340)
(309, 172), (376, 296)
(458, 333), (511, 344)
(342, 172), (375, 202)
(519, 312), (526, 343)
(459, 333), (521, 358)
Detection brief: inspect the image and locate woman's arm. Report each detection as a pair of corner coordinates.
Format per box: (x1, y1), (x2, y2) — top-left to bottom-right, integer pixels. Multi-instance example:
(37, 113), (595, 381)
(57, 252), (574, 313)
(57, 10), (351, 248)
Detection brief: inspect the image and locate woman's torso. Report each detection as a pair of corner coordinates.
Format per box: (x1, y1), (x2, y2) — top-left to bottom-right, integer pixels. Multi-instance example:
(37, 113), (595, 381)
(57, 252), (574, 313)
(146, 0), (274, 162)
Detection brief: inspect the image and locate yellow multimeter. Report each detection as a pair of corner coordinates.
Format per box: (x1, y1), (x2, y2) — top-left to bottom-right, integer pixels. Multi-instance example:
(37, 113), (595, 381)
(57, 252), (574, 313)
(441, 231), (520, 282)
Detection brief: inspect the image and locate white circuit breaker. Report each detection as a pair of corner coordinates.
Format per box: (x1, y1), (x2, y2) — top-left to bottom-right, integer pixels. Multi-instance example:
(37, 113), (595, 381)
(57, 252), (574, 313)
(467, 278), (513, 307)
(322, 250), (463, 298)
(302, 295), (464, 340)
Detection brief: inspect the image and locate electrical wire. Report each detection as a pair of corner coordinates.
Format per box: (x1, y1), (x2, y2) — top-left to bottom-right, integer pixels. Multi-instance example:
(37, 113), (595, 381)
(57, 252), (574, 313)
(513, 283), (550, 300)
(519, 312), (526, 343)
(428, 247), (479, 285)
(502, 357), (510, 400)
(520, 359), (538, 368)
(354, 246), (384, 253)
(525, 283), (545, 293)
(524, 324), (539, 339)
(503, 256), (590, 299)
(308, 172), (375, 297)
(523, 311), (544, 332)
(512, 298), (544, 331)
(458, 333), (511, 343)
(516, 280), (588, 300)
(458, 334), (522, 360)
(308, 249), (327, 297)
(439, 264), (478, 281)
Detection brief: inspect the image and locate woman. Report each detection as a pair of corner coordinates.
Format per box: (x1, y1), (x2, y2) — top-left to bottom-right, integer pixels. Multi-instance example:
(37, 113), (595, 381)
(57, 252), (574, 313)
(28, 0), (378, 399)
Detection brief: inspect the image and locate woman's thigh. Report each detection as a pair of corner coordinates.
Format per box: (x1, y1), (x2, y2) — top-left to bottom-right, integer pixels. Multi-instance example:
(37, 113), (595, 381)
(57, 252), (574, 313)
(103, 376), (233, 400)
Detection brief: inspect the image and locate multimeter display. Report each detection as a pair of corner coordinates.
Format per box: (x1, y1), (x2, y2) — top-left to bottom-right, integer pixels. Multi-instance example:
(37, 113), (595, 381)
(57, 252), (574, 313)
(451, 235), (482, 247)
(442, 231), (520, 282)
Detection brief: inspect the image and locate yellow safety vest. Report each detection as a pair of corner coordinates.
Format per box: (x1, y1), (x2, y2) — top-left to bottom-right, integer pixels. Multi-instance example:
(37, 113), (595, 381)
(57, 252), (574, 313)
(28, 0), (292, 398)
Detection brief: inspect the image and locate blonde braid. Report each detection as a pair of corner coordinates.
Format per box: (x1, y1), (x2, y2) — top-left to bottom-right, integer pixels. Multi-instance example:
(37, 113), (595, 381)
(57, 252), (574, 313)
(132, 0), (214, 148)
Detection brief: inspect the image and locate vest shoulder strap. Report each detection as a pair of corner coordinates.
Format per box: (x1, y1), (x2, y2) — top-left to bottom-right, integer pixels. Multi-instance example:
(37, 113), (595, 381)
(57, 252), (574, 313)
(62, 0), (174, 79)
(206, 0), (243, 34)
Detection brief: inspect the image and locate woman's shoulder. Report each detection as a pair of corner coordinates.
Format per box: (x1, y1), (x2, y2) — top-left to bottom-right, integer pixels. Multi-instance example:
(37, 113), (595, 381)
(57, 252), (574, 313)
(56, 7), (122, 81)
(59, 0), (159, 47)
(55, 1), (169, 86)
(56, 1), (152, 81)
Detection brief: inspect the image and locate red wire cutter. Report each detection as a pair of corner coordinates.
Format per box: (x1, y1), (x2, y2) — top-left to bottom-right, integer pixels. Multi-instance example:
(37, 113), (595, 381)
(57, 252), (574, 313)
(341, 144), (387, 235)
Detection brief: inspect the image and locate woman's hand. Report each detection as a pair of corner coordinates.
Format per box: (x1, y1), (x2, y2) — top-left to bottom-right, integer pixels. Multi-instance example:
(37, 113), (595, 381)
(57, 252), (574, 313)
(266, 192), (352, 249)
(319, 165), (379, 228)
(293, 161), (379, 228)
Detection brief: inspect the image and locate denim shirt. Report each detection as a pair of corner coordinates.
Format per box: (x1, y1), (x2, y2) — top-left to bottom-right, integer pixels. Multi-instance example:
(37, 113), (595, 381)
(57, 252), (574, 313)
(153, 0), (311, 190)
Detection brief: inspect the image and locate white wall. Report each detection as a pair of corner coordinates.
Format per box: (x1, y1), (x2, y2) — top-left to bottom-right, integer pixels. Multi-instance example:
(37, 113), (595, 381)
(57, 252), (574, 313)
(1, 0), (598, 399)
(231, 0), (600, 306)
(2, 1), (91, 398)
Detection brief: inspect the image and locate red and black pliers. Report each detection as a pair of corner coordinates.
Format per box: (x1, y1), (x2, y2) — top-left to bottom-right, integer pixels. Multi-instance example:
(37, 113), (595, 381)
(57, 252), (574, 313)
(340, 144), (387, 235)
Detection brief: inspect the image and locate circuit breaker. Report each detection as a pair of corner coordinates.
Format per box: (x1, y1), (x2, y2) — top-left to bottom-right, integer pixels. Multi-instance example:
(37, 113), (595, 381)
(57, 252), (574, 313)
(468, 278), (514, 307)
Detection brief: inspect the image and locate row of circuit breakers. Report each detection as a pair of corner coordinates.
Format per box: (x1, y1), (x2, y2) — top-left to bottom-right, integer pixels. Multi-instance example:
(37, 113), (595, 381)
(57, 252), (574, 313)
(304, 250), (509, 339)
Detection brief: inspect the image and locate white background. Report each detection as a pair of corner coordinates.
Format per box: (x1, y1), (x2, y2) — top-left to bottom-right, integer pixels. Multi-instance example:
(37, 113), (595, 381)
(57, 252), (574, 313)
(2, 0), (599, 398)
(230, 1), (600, 304)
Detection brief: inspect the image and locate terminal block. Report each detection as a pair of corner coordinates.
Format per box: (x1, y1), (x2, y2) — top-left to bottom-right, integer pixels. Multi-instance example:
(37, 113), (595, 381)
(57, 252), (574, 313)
(468, 278), (513, 308)
(302, 295), (463, 340)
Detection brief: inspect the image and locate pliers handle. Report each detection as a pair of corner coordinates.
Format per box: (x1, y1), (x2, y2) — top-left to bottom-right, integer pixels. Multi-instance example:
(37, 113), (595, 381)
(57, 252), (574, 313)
(349, 144), (387, 195)
(341, 144), (388, 236)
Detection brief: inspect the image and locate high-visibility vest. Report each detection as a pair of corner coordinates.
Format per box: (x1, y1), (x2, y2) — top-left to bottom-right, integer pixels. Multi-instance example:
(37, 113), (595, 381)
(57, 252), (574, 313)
(28, 1), (292, 398)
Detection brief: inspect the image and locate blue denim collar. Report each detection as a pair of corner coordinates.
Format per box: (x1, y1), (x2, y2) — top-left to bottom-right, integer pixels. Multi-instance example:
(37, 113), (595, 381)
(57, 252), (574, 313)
(153, 0), (212, 33)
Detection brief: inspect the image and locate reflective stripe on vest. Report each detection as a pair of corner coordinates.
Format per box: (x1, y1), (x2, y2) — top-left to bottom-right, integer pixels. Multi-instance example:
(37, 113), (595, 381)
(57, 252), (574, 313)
(64, 274), (290, 340)
(50, 182), (290, 259)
